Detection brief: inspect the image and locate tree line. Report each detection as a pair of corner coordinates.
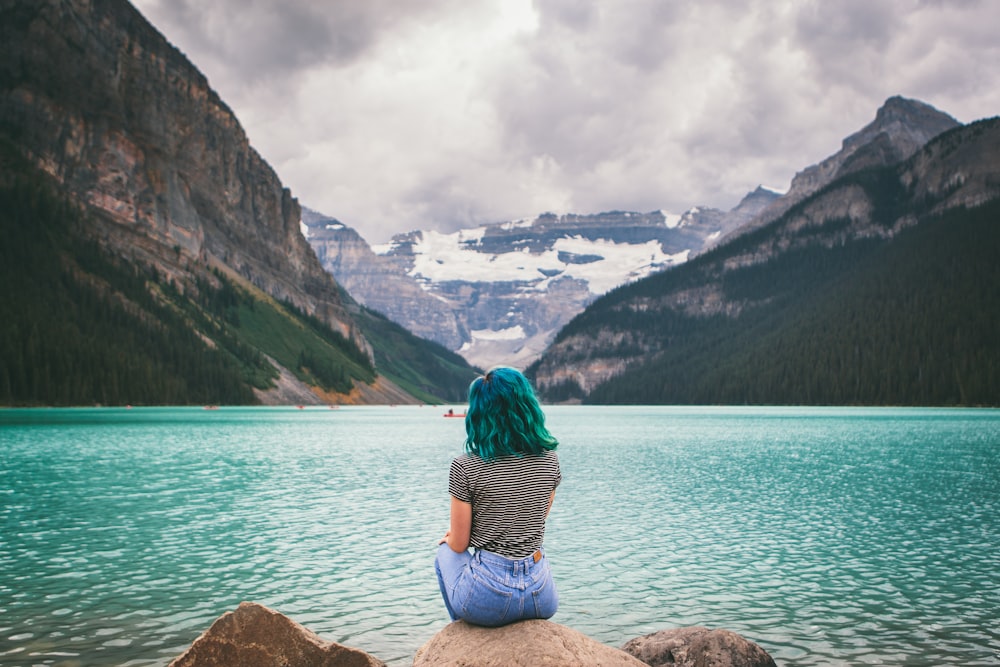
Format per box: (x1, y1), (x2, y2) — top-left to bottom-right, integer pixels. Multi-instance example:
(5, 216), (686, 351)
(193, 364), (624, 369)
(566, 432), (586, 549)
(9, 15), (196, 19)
(0, 170), (376, 406)
(0, 176), (256, 405)
(579, 199), (999, 406)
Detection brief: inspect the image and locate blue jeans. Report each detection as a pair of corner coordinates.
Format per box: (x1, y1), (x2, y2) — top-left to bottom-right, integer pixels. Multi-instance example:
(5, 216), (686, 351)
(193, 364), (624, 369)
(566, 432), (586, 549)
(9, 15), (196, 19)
(435, 544), (558, 627)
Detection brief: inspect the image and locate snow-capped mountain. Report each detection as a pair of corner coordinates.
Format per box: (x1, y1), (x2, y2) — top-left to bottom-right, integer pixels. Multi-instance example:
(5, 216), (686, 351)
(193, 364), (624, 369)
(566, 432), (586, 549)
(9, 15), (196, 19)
(303, 187), (778, 369)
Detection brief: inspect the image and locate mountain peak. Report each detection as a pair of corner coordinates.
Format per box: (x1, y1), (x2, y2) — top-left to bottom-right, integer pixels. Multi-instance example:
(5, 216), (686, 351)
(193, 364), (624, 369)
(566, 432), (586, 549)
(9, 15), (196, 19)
(726, 97), (962, 240)
(740, 185), (783, 204)
(877, 95), (952, 122)
(843, 95), (959, 153)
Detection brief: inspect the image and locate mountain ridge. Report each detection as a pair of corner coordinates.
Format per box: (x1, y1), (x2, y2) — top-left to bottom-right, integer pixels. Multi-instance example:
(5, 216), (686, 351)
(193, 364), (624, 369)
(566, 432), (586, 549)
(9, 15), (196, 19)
(306, 97), (961, 375)
(527, 114), (1000, 406)
(2, 2), (987, 406)
(724, 95), (960, 243)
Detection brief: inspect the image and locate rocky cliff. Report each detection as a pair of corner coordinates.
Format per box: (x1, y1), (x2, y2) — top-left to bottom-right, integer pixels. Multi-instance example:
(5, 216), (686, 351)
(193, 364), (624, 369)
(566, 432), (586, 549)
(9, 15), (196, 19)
(729, 96), (960, 239)
(303, 207), (469, 353)
(0, 0), (366, 355)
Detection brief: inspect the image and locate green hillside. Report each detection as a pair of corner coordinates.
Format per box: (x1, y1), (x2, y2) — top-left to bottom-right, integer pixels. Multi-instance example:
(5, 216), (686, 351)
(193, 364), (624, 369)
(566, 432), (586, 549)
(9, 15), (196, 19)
(350, 302), (479, 403)
(0, 157), (476, 406)
(563, 199), (1000, 406)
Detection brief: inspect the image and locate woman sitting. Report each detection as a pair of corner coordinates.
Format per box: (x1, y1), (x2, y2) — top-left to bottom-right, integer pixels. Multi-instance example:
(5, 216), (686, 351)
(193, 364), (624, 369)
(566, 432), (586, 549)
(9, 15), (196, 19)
(435, 366), (561, 627)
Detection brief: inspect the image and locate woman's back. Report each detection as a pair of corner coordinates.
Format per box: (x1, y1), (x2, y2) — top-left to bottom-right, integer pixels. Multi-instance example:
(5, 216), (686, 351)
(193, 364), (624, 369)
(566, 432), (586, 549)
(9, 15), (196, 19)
(450, 450), (561, 559)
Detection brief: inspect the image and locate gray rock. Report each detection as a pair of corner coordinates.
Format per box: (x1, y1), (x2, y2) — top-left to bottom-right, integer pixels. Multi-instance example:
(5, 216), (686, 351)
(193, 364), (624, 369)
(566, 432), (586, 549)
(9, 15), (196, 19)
(168, 602), (385, 667)
(621, 626), (777, 667)
(413, 619), (647, 667)
(734, 95), (960, 238)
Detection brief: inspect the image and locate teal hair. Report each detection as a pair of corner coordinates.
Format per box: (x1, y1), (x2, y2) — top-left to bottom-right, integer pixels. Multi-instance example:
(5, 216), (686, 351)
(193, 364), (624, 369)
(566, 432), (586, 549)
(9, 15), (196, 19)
(464, 366), (558, 461)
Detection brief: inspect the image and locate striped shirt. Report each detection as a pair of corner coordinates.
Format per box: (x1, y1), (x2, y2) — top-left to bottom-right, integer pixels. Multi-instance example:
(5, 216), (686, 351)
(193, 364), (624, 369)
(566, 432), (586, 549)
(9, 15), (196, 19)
(448, 450), (561, 559)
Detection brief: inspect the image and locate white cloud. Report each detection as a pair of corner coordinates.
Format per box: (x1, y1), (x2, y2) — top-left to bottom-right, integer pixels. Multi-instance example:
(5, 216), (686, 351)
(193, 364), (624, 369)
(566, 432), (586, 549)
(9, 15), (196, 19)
(131, 0), (1000, 243)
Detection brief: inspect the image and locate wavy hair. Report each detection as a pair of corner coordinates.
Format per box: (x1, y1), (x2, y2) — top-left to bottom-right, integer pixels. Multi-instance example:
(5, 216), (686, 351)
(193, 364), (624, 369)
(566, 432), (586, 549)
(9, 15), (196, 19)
(464, 366), (558, 461)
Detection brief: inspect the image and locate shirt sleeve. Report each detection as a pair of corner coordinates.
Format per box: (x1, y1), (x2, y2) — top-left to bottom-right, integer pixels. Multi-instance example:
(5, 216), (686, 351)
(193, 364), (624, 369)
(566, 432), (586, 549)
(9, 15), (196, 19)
(448, 457), (472, 503)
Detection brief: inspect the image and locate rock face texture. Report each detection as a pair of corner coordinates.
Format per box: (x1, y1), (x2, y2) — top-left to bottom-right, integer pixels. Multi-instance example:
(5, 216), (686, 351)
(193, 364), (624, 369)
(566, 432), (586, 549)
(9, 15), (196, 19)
(168, 602), (385, 667)
(303, 207), (469, 353)
(0, 0), (363, 350)
(621, 626), (777, 667)
(730, 96), (960, 239)
(412, 620), (648, 667)
(900, 116), (1000, 213)
(170, 604), (779, 667)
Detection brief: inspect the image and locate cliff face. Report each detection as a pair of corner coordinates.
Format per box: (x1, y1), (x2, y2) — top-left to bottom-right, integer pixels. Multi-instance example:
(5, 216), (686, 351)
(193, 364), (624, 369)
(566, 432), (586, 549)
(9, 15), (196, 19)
(0, 0), (363, 351)
(732, 96), (960, 239)
(303, 208), (469, 352)
(900, 117), (1000, 213)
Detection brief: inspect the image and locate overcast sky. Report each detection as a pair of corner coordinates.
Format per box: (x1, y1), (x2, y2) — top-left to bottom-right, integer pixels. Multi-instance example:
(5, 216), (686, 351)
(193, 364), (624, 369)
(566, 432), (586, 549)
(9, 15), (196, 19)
(130, 0), (1000, 244)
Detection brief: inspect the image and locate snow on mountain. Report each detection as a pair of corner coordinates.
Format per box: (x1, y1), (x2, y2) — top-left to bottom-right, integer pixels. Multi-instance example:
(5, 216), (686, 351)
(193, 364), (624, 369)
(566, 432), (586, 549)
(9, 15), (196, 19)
(305, 189), (779, 370)
(395, 227), (689, 295)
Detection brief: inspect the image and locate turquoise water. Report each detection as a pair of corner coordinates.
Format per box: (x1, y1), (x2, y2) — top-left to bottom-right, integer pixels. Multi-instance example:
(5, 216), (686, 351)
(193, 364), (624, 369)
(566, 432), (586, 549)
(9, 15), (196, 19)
(1, 406), (998, 666)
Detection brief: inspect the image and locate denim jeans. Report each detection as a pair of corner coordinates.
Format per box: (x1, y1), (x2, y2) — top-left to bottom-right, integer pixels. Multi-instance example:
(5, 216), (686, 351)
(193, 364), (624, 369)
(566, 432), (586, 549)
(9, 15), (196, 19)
(435, 543), (559, 627)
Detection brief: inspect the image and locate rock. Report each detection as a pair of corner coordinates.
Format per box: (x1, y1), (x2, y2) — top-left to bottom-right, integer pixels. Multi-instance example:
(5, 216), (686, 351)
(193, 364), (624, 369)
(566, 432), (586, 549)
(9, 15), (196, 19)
(620, 626), (776, 667)
(168, 602), (385, 667)
(413, 619), (647, 667)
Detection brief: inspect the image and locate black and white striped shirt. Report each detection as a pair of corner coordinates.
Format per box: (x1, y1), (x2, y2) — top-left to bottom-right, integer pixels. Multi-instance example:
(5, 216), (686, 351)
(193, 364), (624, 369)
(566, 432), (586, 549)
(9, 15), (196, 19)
(448, 450), (562, 559)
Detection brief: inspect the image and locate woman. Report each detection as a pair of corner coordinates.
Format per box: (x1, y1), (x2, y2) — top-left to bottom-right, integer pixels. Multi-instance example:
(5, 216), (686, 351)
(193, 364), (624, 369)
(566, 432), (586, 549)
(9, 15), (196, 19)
(435, 366), (561, 627)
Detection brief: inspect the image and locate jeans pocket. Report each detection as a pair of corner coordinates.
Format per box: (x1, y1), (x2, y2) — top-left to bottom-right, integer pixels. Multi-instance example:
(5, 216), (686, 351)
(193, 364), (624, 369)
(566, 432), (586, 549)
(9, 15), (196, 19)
(458, 571), (514, 627)
(530, 565), (559, 619)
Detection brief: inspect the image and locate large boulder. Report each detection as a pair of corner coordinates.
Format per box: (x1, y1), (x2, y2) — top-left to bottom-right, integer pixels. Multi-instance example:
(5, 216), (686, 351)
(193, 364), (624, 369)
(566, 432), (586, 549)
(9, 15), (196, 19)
(620, 626), (776, 667)
(413, 619), (647, 666)
(168, 601), (385, 667)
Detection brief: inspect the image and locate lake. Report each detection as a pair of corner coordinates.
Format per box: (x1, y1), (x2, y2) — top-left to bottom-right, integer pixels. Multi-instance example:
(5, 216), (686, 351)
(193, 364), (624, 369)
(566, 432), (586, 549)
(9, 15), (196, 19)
(1, 405), (998, 666)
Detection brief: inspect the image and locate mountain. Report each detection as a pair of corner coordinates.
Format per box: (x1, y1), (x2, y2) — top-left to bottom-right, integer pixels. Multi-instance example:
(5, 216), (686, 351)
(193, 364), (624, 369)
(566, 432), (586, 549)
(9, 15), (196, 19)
(527, 114), (1000, 406)
(302, 207), (470, 354)
(305, 187), (779, 370)
(0, 0), (477, 405)
(728, 96), (960, 239)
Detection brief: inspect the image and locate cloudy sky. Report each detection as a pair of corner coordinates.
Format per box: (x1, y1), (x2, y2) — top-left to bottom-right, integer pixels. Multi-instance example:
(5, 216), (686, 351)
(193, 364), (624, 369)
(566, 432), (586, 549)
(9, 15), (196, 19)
(130, 0), (1000, 244)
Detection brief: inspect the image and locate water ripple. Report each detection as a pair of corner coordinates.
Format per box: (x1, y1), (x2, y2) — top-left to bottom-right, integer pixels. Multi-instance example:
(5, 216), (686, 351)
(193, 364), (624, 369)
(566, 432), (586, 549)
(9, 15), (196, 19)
(1, 406), (998, 666)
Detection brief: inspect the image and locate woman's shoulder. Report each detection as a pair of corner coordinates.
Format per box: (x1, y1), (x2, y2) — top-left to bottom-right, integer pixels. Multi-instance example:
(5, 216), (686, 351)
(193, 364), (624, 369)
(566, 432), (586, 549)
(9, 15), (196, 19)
(454, 450), (558, 467)
(533, 449), (559, 464)
(503, 450), (559, 467)
(452, 452), (486, 470)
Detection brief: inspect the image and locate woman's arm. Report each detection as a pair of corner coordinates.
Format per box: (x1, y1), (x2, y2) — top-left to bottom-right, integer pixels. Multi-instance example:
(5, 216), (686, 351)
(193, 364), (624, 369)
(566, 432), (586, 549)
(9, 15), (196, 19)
(440, 496), (472, 553)
(546, 490), (556, 517)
